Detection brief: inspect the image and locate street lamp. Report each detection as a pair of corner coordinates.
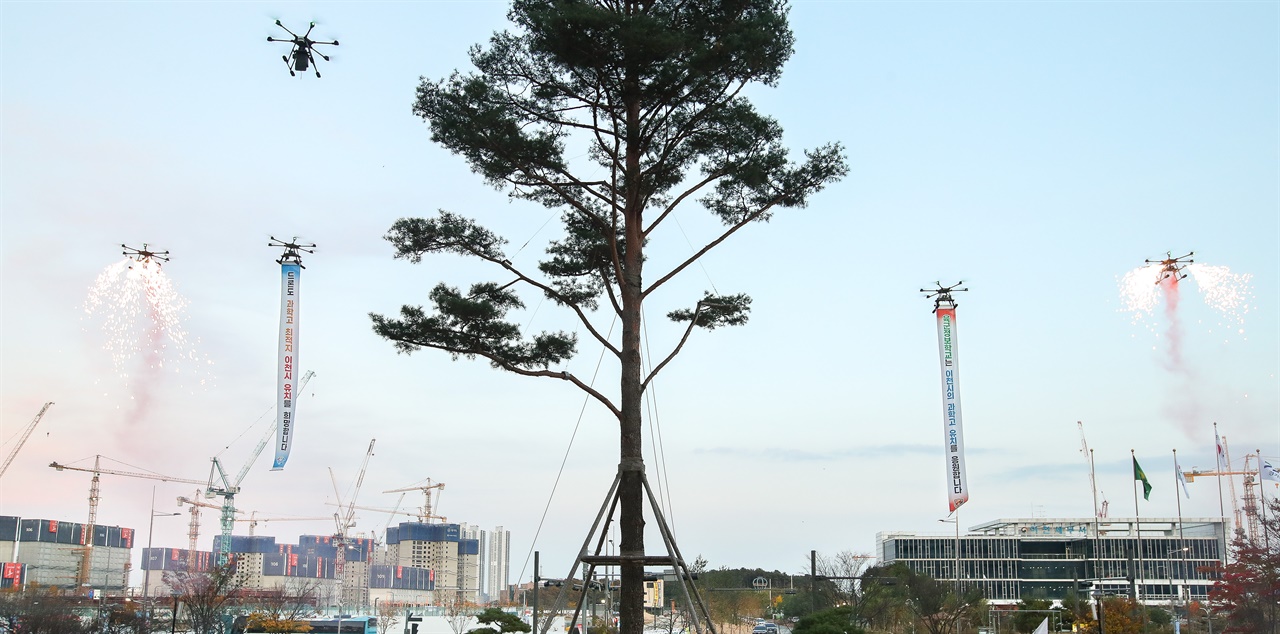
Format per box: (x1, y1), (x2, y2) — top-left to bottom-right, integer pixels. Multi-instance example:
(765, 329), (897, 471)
(1168, 546), (1190, 616)
(142, 487), (180, 626)
(938, 516), (960, 634)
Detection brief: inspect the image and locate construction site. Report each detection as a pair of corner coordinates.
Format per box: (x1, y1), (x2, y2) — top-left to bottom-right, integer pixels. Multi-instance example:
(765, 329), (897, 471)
(0, 401), (512, 610)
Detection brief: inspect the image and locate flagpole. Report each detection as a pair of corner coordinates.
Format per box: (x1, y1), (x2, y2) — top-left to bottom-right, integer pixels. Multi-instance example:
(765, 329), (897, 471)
(1131, 449), (1145, 605)
(1090, 448), (1101, 584)
(1173, 448), (1185, 610)
(1258, 449), (1270, 551)
(1214, 422), (1227, 570)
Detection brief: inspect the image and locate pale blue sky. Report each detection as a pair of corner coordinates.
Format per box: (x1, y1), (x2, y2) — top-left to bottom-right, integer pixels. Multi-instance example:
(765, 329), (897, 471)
(2, 1), (1276, 586)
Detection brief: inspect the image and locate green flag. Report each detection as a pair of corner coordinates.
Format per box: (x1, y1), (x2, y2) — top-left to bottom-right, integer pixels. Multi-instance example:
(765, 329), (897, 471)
(1133, 456), (1153, 500)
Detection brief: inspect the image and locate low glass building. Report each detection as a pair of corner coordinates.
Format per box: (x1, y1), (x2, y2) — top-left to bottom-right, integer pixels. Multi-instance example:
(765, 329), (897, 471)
(877, 517), (1225, 605)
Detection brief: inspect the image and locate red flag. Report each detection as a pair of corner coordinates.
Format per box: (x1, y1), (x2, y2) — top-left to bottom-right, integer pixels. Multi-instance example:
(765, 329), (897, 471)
(1215, 428), (1226, 470)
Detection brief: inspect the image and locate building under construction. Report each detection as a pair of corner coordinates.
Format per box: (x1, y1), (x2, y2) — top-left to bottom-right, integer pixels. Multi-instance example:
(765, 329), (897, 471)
(0, 515), (135, 592)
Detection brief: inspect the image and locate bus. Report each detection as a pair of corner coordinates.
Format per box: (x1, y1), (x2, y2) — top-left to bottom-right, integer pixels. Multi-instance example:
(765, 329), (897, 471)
(243, 616), (379, 634)
(305, 616), (379, 634)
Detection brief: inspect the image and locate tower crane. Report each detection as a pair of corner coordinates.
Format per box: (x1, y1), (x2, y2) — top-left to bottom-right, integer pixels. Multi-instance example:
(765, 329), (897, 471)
(0, 402), (53, 479)
(176, 492), (244, 570)
(1183, 448), (1261, 541)
(382, 477), (447, 523)
(331, 438), (376, 589)
(206, 369), (315, 565)
(235, 511), (334, 536)
(49, 456), (205, 591)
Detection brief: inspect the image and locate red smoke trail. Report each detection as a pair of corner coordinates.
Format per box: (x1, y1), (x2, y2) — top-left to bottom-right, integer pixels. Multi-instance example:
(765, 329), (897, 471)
(1159, 274), (1202, 434)
(1160, 274), (1183, 370)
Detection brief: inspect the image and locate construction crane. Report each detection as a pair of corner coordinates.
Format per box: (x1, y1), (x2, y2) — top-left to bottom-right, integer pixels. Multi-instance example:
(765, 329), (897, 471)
(176, 491), (245, 569)
(331, 438), (376, 588)
(382, 477), (447, 523)
(1076, 422), (1108, 519)
(49, 456), (204, 591)
(235, 511), (334, 536)
(0, 402), (53, 479)
(206, 369), (315, 565)
(1183, 448), (1260, 541)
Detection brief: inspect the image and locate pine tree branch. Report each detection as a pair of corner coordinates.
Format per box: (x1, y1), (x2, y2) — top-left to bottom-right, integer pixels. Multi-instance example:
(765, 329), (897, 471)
(492, 258), (621, 358)
(642, 170), (725, 238)
(641, 302), (703, 391)
(642, 199), (773, 298)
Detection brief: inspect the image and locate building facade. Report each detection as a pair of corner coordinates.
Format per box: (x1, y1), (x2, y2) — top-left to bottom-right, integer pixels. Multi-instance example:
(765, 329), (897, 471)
(459, 524), (488, 601)
(3, 516), (135, 591)
(487, 527), (511, 604)
(385, 522), (481, 602)
(877, 517), (1225, 605)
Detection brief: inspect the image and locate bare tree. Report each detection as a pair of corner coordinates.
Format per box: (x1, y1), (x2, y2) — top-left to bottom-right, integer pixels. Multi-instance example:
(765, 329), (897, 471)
(442, 590), (475, 634)
(165, 562), (242, 634)
(375, 599), (400, 634)
(246, 578), (322, 632)
(0, 584), (88, 634)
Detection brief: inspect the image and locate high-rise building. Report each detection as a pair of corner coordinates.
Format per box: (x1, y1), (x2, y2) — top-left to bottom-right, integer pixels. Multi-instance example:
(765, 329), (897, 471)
(487, 527), (511, 603)
(460, 524), (488, 601)
(877, 516), (1225, 605)
(386, 522), (481, 602)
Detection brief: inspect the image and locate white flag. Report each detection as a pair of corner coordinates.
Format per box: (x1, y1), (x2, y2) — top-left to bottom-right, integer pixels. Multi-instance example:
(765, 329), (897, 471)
(1262, 460), (1280, 484)
(1215, 428), (1226, 470)
(1176, 464), (1191, 499)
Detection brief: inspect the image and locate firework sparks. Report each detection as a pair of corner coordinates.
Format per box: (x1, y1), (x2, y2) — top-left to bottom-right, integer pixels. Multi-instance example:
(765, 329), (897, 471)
(1185, 263), (1253, 331)
(1119, 259), (1253, 339)
(83, 257), (212, 394)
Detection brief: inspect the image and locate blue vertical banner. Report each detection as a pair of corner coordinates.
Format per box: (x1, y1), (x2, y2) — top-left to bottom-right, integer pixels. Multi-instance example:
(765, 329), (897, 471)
(273, 262), (300, 469)
(935, 304), (970, 512)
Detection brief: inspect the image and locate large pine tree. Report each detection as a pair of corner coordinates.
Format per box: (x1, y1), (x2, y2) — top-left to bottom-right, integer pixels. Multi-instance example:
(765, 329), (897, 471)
(371, 3), (847, 632)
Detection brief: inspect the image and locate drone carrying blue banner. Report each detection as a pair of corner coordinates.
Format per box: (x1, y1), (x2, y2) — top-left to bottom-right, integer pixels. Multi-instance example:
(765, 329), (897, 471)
(272, 262), (301, 470)
(935, 304), (970, 512)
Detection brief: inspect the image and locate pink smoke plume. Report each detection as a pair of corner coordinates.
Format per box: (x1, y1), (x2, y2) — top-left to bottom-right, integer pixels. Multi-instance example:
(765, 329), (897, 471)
(1119, 259), (1253, 436)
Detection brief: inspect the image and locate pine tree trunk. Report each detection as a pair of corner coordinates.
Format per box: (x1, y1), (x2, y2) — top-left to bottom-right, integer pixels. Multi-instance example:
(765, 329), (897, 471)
(619, 56), (646, 634)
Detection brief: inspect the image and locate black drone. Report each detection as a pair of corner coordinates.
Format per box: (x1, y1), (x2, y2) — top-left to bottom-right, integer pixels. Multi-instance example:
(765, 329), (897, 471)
(267, 20), (338, 77)
(921, 281), (968, 312)
(1146, 251), (1194, 284)
(269, 236), (316, 267)
(122, 243), (169, 267)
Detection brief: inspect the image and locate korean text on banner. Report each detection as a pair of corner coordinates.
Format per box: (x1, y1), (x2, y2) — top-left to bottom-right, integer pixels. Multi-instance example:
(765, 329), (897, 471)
(936, 308), (970, 512)
(273, 263), (301, 470)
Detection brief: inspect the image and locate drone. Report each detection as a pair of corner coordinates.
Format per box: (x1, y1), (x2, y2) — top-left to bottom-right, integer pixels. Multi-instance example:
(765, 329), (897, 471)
(269, 236), (317, 267)
(267, 20), (338, 78)
(1145, 251), (1194, 284)
(122, 243), (169, 267)
(921, 281), (968, 312)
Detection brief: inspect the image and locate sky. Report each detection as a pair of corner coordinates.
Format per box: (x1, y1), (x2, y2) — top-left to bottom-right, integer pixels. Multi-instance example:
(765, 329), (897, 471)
(1, 0), (1277, 592)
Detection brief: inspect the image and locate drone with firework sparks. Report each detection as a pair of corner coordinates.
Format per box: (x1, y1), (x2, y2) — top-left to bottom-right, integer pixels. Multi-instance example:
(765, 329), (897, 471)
(122, 243), (169, 267)
(1145, 251), (1194, 284)
(267, 20), (339, 78)
(921, 281), (968, 312)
